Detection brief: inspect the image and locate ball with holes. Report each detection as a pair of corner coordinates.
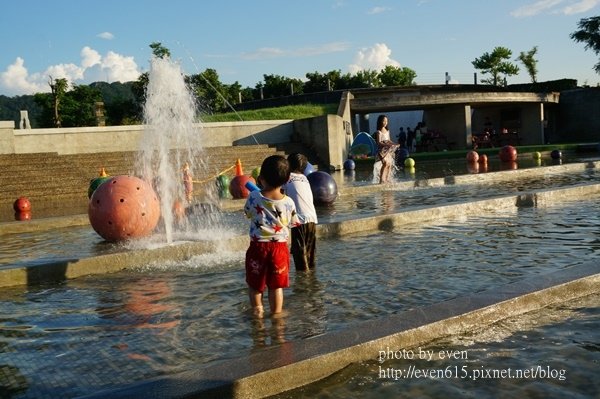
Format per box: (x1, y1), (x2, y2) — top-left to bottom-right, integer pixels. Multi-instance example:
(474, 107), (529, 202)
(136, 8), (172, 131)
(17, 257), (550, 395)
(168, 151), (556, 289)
(88, 175), (160, 242)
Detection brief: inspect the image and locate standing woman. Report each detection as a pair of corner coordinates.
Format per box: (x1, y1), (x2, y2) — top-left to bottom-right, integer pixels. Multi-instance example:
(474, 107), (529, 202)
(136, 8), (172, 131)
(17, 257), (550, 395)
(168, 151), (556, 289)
(374, 114), (398, 184)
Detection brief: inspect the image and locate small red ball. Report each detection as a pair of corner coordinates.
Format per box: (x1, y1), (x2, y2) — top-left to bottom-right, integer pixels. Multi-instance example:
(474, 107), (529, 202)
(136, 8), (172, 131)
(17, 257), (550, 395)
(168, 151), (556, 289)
(229, 175), (255, 199)
(499, 145), (517, 162)
(14, 210), (32, 221)
(466, 150), (479, 163)
(13, 197), (31, 212)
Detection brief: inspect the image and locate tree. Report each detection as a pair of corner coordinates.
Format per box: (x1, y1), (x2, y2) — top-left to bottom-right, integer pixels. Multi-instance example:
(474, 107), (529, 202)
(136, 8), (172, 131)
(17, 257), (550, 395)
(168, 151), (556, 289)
(345, 69), (380, 88)
(34, 82), (101, 127)
(472, 46), (520, 86)
(304, 70), (342, 93)
(260, 74), (304, 98)
(378, 65), (417, 86)
(517, 46), (539, 83)
(59, 84), (102, 127)
(149, 42), (171, 59)
(570, 16), (600, 74)
(49, 77), (68, 127)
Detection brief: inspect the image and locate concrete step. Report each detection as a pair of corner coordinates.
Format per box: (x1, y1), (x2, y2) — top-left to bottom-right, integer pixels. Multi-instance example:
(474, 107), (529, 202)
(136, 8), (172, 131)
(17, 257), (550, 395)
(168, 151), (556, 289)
(0, 144), (288, 210)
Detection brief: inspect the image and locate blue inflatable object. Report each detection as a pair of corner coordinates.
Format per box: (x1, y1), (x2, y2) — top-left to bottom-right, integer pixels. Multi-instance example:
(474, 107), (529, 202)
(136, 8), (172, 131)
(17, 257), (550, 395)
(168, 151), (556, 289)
(307, 171), (338, 205)
(343, 159), (355, 170)
(304, 162), (315, 176)
(349, 132), (377, 157)
(550, 149), (562, 160)
(245, 180), (260, 192)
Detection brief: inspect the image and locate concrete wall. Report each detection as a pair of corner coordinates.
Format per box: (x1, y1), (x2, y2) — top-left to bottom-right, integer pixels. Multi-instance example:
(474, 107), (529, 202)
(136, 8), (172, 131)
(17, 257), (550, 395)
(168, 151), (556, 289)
(0, 121), (15, 153)
(294, 114), (353, 170)
(557, 87), (600, 142)
(0, 120), (294, 155)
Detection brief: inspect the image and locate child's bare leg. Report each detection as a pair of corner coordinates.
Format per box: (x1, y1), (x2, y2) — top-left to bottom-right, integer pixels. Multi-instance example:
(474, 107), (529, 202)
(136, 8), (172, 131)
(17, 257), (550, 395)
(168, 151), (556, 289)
(380, 162), (390, 183)
(268, 288), (284, 314)
(248, 287), (264, 315)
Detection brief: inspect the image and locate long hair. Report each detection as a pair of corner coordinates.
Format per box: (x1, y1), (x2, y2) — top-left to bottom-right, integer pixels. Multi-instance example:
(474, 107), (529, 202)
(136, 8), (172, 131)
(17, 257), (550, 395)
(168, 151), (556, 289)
(376, 114), (387, 131)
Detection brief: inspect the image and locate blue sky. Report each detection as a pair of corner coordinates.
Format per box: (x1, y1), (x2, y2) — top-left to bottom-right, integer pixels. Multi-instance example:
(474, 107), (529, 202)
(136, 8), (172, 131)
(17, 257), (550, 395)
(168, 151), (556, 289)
(0, 0), (599, 97)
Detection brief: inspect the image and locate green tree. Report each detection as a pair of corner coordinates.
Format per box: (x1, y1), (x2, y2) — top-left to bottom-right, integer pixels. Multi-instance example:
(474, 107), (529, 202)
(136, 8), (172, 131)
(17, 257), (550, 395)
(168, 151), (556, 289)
(344, 69), (380, 88)
(570, 16), (600, 74)
(378, 65), (417, 86)
(59, 84), (102, 127)
(260, 74), (304, 98)
(517, 46), (539, 83)
(49, 77), (68, 127)
(472, 46), (520, 86)
(304, 70), (342, 93)
(149, 42), (171, 59)
(188, 68), (225, 113)
(34, 83), (102, 127)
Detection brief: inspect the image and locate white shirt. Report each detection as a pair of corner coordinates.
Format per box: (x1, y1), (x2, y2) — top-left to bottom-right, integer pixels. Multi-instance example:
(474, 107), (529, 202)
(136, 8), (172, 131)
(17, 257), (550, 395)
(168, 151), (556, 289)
(283, 172), (318, 224)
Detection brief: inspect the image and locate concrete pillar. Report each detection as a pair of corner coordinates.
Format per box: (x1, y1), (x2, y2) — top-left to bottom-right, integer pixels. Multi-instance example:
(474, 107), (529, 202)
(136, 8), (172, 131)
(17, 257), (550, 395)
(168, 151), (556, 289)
(19, 111), (31, 129)
(94, 102), (106, 127)
(520, 103), (544, 145)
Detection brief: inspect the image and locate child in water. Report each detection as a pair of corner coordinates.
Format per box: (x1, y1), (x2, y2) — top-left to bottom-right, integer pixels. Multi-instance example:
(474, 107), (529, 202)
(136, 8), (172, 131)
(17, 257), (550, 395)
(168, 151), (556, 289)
(243, 155), (301, 315)
(283, 153), (318, 271)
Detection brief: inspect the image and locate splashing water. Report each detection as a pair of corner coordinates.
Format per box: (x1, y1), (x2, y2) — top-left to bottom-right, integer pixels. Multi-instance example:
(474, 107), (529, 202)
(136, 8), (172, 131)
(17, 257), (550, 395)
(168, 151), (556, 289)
(135, 56), (225, 243)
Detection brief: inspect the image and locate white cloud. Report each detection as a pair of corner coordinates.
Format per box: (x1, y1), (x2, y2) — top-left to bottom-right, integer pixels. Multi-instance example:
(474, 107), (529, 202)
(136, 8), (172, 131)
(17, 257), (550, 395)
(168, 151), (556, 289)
(510, 0), (598, 17)
(100, 51), (140, 82)
(241, 47), (285, 60)
(0, 47), (141, 96)
(348, 43), (401, 74)
(0, 57), (48, 95)
(368, 6), (390, 14)
(97, 32), (115, 40)
(241, 42), (350, 60)
(294, 42), (351, 56)
(81, 46), (102, 69)
(561, 0), (599, 14)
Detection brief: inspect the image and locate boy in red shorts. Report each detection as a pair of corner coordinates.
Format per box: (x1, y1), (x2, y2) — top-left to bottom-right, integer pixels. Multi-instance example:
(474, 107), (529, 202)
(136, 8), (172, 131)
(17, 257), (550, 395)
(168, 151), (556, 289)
(244, 155), (301, 315)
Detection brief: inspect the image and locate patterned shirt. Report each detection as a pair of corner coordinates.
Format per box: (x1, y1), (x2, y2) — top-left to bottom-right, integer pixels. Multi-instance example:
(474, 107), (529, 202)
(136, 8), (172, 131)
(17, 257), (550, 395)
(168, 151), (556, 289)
(244, 190), (301, 242)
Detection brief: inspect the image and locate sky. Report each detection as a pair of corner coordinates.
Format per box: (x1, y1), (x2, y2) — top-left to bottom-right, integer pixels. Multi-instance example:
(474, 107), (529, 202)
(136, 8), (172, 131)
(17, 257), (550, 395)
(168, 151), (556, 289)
(0, 0), (599, 97)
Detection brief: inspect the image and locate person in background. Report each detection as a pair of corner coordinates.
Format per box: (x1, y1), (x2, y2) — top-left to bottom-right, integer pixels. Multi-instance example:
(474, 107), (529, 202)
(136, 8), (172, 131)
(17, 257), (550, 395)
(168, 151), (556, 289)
(406, 126), (415, 152)
(397, 127), (407, 148)
(243, 155), (301, 316)
(283, 153), (318, 271)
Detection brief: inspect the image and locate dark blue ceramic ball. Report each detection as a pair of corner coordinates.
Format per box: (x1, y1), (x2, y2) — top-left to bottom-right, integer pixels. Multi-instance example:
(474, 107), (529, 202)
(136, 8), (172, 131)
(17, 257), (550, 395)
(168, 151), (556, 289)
(343, 159), (355, 170)
(307, 171), (338, 205)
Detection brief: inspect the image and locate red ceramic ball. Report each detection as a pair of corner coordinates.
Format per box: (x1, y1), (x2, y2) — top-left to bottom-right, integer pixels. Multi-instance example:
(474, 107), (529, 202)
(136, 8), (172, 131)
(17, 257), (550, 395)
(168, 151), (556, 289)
(478, 154), (488, 164)
(499, 145), (517, 162)
(466, 163), (479, 174)
(466, 150), (479, 163)
(229, 175), (255, 199)
(14, 211), (32, 221)
(501, 161), (518, 171)
(88, 175), (161, 242)
(13, 197), (31, 212)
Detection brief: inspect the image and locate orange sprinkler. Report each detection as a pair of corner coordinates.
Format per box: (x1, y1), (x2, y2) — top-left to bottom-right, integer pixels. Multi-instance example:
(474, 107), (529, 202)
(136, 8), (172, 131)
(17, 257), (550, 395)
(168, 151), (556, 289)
(235, 159), (244, 176)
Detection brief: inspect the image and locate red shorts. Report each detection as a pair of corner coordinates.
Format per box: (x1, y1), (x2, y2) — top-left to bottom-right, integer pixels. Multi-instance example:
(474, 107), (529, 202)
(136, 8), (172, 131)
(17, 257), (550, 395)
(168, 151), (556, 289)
(245, 241), (290, 292)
